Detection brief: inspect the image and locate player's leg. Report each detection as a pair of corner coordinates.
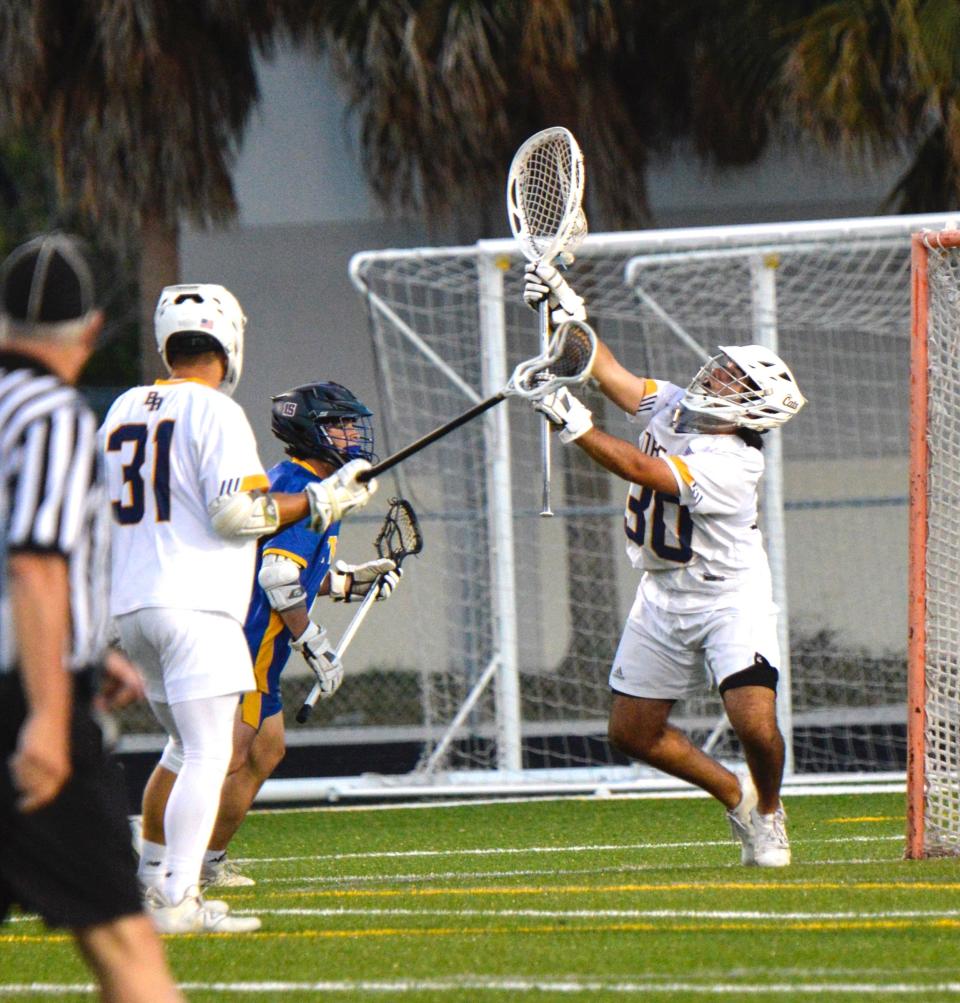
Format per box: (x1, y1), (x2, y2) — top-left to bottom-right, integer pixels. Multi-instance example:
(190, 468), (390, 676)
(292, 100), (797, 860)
(200, 700), (269, 887)
(209, 708), (285, 853)
(202, 663), (287, 888)
(608, 693), (742, 808)
(607, 591), (744, 808)
(73, 914), (183, 1002)
(711, 606), (791, 867)
(160, 691), (238, 903)
(136, 705), (184, 891)
(124, 608), (261, 930)
(114, 611), (179, 889)
(721, 681), (784, 813)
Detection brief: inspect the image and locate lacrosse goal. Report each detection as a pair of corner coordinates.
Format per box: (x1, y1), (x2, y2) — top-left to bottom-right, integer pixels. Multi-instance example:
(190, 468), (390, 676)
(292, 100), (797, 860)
(282, 211), (959, 801)
(907, 228), (960, 858)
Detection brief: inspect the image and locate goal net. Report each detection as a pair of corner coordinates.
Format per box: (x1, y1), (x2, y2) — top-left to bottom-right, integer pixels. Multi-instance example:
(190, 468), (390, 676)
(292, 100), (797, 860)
(907, 228), (960, 858)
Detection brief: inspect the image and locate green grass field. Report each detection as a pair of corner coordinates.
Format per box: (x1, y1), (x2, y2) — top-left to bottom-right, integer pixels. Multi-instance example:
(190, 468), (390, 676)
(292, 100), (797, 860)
(4, 790), (960, 1001)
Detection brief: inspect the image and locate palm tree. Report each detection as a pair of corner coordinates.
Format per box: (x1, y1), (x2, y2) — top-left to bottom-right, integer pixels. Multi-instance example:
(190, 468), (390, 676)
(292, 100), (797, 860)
(295, 2), (810, 232)
(0, 2), (288, 379)
(779, 0), (960, 211)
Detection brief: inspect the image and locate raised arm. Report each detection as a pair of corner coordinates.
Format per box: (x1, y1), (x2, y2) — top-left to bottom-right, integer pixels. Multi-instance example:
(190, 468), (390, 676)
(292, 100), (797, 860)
(531, 388), (677, 495)
(590, 339), (652, 415)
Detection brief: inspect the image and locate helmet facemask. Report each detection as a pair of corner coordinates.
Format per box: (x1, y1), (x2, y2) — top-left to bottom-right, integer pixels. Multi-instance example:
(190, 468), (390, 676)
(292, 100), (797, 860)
(672, 345), (806, 433)
(270, 382), (377, 469)
(313, 413), (376, 468)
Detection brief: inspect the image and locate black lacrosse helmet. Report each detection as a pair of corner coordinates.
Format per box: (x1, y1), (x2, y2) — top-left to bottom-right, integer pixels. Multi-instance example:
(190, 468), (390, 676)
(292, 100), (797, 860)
(270, 381), (376, 468)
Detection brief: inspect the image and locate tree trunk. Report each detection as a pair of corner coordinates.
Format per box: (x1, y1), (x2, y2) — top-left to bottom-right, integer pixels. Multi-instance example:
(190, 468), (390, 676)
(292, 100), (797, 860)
(138, 212), (180, 383)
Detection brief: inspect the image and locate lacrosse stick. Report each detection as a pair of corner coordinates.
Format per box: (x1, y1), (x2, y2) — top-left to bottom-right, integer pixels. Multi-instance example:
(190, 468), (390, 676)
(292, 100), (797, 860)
(356, 318), (597, 483)
(296, 497), (423, 723)
(507, 126), (588, 516)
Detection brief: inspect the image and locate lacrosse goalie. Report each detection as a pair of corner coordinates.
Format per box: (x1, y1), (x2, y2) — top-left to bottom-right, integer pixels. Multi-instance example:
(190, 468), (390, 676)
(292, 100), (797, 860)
(103, 288), (377, 934)
(134, 380), (400, 890)
(523, 261), (806, 868)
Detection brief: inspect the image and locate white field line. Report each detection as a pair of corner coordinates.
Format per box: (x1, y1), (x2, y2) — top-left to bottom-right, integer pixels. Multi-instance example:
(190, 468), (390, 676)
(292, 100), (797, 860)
(237, 833), (903, 866)
(247, 857), (899, 887)
(239, 907), (960, 921)
(247, 781), (906, 815)
(5, 978), (960, 995)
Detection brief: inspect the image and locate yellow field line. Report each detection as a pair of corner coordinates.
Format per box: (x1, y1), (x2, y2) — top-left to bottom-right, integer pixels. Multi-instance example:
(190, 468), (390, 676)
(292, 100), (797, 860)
(224, 879), (960, 900)
(829, 817), (901, 823)
(6, 916), (960, 945)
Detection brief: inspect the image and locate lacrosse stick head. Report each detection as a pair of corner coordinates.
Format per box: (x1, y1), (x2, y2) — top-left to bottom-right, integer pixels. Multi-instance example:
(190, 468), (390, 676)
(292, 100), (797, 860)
(507, 127), (586, 267)
(509, 318), (597, 399)
(375, 497), (424, 568)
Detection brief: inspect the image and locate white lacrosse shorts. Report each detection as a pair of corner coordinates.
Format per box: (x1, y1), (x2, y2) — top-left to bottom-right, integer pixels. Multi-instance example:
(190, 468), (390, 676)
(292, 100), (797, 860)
(115, 607), (255, 705)
(609, 587), (781, 701)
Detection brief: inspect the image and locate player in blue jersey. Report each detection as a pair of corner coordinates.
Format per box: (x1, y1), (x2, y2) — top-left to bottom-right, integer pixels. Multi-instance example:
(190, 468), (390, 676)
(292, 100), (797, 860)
(135, 382), (400, 890)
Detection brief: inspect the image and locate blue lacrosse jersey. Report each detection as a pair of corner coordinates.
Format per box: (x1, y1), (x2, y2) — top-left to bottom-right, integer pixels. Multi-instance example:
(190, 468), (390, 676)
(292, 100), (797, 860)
(240, 458), (339, 727)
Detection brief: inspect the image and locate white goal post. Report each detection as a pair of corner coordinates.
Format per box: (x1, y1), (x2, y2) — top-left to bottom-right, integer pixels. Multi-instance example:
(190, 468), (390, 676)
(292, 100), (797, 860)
(907, 228), (960, 858)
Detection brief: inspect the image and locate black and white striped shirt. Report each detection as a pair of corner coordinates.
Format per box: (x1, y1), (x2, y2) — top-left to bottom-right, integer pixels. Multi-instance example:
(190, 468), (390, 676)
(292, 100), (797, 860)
(0, 350), (111, 674)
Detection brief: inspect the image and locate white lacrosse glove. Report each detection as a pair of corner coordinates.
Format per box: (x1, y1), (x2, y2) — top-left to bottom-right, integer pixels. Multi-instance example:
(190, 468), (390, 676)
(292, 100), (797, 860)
(329, 558), (401, 603)
(522, 261), (587, 325)
(306, 458), (377, 532)
(290, 621), (344, 699)
(533, 387), (593, 444)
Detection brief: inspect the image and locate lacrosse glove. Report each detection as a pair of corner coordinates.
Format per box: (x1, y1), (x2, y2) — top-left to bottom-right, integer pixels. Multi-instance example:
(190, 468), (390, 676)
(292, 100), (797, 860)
(306, 458), (377, 532)
(290, 621), (344, 699)
(533, 387), (593, 444)
(329, 558), (401, 603)
(522, 261), (587, 325)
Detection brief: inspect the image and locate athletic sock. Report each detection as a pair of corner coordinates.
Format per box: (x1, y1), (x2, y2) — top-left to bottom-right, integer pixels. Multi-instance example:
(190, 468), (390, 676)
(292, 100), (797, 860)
(138, 838), (167, 887)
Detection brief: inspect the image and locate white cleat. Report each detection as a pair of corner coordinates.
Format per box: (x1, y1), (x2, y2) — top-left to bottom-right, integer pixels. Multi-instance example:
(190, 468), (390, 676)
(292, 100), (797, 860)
(145, 885), (261, 934)
(201, 855), (256, 888)
(725, 772), (759, 866)
(751, 804), (791, 867)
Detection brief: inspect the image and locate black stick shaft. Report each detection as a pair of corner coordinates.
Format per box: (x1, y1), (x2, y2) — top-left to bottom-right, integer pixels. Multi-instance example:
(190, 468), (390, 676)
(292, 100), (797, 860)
(358, 392), (506, 482)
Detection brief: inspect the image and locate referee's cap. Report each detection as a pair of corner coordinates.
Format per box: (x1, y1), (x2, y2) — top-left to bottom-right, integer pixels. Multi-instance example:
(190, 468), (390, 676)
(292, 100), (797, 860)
(0, 232), (97, 332)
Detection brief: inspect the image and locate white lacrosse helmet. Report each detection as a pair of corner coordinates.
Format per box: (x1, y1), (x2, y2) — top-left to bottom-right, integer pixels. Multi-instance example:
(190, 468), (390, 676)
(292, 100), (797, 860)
(154, 284), (246, 396)
(672, 344), (806, 433)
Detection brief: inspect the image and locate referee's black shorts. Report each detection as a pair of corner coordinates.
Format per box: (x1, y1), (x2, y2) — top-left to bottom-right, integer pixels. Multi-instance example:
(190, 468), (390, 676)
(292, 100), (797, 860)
(0, 671), (144, 929)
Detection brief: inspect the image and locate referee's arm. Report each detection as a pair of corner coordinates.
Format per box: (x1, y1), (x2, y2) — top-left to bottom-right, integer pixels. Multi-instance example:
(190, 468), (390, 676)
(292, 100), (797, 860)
(8, 550), (72, 812)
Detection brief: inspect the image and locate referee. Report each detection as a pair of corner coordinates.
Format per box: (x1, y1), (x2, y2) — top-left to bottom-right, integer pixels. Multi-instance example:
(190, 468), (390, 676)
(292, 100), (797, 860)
(0, 234), (182, 1001)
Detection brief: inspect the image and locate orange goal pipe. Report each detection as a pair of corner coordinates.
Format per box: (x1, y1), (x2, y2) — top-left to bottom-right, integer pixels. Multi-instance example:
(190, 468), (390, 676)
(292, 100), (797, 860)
(906, 233), (929, 859)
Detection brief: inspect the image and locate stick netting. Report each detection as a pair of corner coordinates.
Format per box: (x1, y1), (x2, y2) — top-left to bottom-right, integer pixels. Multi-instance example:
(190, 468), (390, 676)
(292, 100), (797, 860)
(509, 132), (583, 259)
(918, 234), (960, 854)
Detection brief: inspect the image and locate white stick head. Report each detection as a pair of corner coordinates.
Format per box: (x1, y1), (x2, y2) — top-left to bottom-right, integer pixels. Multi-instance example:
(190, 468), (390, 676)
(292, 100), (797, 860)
(507, 127), (587, 266)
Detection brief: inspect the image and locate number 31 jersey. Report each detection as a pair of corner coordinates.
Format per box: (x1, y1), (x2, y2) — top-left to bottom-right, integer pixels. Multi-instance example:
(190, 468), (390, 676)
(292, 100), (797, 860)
(624, 380), (773, 613)
(101, 379), (269, 623)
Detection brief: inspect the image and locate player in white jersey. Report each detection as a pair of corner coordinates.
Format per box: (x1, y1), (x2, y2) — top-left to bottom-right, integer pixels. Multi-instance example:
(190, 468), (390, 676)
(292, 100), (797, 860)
(523, 263), (806, 867)
(101, 284), (378, 932)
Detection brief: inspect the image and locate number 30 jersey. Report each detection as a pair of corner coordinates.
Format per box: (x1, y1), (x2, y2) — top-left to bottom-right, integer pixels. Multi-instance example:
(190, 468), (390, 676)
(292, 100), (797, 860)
(625, 380), (773, 613)
(101, 379), (269, 623)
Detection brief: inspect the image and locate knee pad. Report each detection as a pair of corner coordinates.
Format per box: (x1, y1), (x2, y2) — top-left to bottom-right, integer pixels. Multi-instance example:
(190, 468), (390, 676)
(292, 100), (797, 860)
(158, 736), (184, 773)
(719, 653), (779, 695)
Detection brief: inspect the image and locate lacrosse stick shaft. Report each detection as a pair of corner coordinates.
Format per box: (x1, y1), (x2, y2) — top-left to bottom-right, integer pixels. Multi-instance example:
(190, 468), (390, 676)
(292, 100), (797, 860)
(296, 587), (380, 722)
(538, 302), (553, 517)
(358, 392), (504, 482)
